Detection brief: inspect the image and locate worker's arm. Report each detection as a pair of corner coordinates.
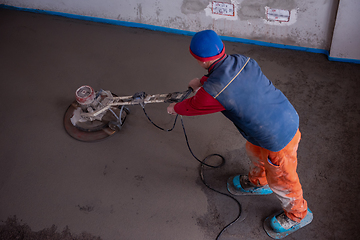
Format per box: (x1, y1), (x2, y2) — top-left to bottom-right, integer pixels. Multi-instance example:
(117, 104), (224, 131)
(167, 75), (225, 116)
(167, 87), (225, 116)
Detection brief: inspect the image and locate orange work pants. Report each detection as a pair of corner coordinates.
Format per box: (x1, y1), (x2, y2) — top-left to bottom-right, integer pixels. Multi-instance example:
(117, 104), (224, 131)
(246, 129), (308, 222)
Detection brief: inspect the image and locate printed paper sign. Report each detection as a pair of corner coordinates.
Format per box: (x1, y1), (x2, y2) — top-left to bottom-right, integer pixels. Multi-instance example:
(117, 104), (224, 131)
(212, 1), (235, 16)
(266, 8), (290, 22)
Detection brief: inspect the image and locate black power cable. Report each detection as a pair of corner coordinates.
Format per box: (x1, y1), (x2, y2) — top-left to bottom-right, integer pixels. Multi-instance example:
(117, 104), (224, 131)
(140, 94), (242, 240)
(140, 88), (192, 132)
(180, 116), (242, 240)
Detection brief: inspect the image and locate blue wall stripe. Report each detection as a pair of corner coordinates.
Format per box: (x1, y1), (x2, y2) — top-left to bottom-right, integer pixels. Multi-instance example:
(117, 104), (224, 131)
(1, 4), (359, 64)
(328, 56), (360, 64)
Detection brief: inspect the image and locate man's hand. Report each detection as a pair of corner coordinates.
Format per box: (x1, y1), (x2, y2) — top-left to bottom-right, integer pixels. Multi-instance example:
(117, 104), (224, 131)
(188, 78), (202, 93)
(167, 103), (177, 115)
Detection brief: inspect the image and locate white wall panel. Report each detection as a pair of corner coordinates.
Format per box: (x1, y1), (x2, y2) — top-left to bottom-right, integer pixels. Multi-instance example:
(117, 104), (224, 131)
(330, 0), (360, 61)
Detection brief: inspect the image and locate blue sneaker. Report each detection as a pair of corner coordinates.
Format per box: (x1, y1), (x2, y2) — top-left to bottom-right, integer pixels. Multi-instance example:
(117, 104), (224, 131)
(227, 175), (273, 196)
(264, 209), (313, 239)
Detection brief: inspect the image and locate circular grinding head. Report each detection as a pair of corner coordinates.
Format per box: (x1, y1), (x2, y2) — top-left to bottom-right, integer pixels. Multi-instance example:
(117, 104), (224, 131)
(64, 92), (128, 142)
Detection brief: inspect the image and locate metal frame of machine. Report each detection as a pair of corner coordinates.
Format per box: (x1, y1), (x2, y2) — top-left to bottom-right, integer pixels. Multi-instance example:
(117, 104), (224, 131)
(63, 85), (191, 141)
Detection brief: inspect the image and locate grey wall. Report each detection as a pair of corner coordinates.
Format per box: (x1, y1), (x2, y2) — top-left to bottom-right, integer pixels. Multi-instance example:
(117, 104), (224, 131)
(1, 0), (339, 50)
(2, 0), (359, 61)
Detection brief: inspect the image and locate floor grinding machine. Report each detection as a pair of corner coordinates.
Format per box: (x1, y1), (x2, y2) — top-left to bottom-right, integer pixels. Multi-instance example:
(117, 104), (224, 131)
(63, 85), (192, 141)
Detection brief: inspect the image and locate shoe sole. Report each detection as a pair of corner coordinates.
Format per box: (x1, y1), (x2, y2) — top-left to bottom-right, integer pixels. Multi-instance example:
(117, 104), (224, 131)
(263, 209), (313, 239)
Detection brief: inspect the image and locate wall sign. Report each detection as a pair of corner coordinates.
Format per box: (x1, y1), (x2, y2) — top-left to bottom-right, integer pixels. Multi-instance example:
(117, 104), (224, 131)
(266, 8), (290, 22)
(212, 1), (235, 16)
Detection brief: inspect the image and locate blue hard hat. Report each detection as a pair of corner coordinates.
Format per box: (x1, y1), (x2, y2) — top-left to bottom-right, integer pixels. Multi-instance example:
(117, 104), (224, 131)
(190, 30), (225, 61)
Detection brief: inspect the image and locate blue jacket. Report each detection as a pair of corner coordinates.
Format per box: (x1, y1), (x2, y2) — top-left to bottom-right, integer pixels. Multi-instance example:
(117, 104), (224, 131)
(203, 54), (299, 152)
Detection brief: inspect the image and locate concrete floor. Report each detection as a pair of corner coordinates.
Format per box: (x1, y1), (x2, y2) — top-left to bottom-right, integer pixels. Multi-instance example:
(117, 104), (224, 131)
(0, 8), (360, 240)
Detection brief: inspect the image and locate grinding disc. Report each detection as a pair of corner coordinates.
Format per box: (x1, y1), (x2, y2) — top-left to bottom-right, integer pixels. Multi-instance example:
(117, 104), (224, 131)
(63, 94), (128, 142)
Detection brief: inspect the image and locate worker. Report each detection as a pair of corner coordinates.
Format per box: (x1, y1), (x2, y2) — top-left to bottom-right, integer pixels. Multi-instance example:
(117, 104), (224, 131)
(167, 30), (312, 237)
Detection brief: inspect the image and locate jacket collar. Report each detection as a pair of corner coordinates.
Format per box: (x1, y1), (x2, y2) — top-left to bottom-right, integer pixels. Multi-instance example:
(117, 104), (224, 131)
(208, 54), (227, 73)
